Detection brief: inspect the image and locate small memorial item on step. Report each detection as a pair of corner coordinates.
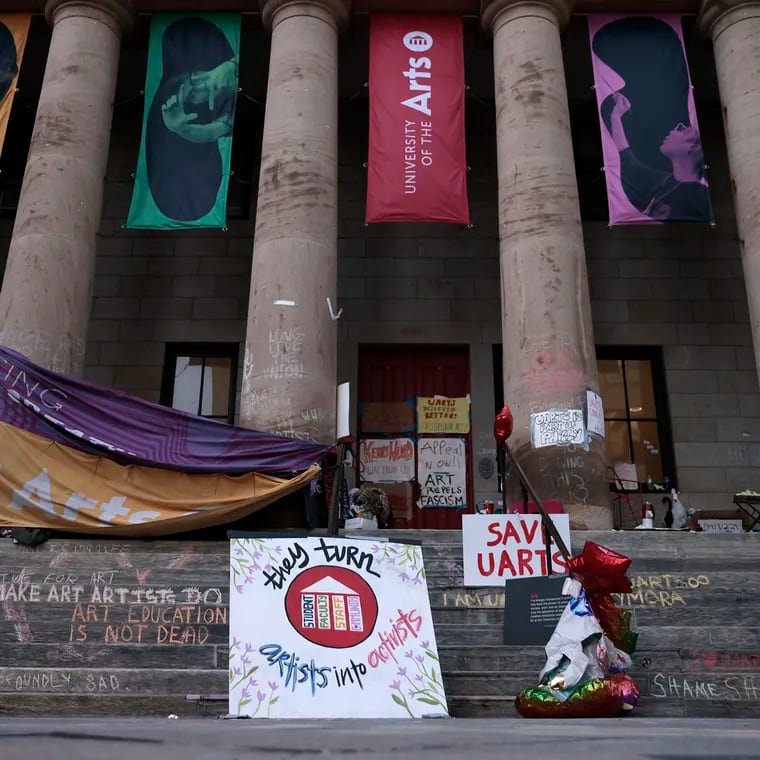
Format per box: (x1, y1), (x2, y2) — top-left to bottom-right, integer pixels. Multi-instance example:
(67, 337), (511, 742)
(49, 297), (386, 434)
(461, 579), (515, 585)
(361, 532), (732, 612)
(515, 541), (640, 718)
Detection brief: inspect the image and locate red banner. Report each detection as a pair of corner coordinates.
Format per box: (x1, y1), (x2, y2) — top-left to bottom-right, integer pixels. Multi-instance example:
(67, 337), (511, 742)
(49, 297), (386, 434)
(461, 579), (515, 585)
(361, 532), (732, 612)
(366, 14), (469, 224)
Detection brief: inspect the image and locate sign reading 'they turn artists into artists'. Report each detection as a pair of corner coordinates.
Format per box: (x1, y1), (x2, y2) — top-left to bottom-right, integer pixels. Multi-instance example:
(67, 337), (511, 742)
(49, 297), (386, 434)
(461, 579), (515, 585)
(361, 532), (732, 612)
(229, 536), (448, 719)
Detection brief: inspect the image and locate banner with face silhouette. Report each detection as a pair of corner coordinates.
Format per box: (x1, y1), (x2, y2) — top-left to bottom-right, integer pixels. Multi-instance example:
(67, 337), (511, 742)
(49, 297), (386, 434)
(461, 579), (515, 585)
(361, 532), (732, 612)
(366, 14), (469, 224)
(0, 15), (30, 158)
(589, 14), (713, 225)
(127, 13), (240, 229)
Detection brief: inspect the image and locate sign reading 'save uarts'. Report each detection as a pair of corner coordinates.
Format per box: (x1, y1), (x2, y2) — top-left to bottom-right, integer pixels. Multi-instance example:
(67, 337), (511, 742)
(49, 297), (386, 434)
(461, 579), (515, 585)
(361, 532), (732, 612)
(462, 514), (572, 587)
(229, 536), (448, 719)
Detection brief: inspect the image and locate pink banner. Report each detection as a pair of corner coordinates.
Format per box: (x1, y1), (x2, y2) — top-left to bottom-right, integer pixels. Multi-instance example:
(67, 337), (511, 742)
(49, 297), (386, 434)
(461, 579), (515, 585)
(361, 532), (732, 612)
(589, 14), (713, 225)
(366, 14), (470, 224)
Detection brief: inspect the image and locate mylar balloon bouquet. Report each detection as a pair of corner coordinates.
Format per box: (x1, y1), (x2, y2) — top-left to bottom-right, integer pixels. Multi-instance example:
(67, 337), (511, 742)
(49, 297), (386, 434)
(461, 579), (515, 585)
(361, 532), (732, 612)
(515, 541), (640, 718)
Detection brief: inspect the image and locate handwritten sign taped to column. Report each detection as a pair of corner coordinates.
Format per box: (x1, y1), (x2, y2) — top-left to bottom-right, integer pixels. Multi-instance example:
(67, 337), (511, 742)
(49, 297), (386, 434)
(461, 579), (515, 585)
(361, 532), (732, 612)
(586, 389), (605, 438)
(359, 438), (415, 482)
(417, 396), (470, 434)
(228, 535), (448, 718)
(530, 409), (585, 449)
(418, 437), (467, 508)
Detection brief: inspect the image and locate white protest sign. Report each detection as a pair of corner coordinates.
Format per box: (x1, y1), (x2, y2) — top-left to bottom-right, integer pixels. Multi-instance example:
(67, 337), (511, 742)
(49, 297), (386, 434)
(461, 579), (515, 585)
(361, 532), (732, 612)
(229, 536), (448, 719)
(530, 409), (585, 449)
(417, 437), (467, 508)
(337, 382), (350, 440)
(586, 390), (605, 438)
(359, 438), (415, 482)
(462, 514), (572, 586)
(698, 519), (743, 533)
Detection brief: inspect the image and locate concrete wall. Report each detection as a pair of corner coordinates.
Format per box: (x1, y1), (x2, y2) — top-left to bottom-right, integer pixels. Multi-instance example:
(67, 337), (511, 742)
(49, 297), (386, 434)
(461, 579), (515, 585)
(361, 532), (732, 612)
(0, 16), (756, 514)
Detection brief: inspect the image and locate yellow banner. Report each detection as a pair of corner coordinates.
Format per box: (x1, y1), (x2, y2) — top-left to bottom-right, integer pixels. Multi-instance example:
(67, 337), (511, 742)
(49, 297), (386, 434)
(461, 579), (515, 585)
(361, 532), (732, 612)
(417, 396), (470, 434)
(0, 420), (319, 536)
(0, 15), (30, 155)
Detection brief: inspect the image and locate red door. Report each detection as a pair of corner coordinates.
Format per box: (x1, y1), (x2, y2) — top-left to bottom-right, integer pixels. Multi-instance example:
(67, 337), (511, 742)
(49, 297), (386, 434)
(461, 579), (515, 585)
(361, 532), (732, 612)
(357, 345), (472, 529)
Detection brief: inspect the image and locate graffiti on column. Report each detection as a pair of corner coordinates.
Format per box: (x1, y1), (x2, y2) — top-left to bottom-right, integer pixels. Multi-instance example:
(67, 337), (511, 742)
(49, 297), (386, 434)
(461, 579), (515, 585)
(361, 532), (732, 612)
(0, 327), (85, 374)
(242, 345), (328, 442)
(519, 334), (585, 403)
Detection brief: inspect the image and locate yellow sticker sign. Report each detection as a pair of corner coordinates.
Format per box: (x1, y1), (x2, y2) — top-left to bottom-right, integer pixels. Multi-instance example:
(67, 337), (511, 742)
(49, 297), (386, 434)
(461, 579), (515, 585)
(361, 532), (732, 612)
(417, 396), (470, 434)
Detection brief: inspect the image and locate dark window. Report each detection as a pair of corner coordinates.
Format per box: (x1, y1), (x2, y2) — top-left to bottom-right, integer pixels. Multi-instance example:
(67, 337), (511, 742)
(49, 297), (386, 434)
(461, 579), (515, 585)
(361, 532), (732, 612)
(492, 344), (676, 488)
(161, 343), (238, 423)
(596, 346), (675, 489)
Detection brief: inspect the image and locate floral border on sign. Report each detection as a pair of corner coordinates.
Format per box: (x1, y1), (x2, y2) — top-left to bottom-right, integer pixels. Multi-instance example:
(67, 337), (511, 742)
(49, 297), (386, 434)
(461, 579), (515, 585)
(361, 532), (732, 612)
(229, 638), (280, 717)
(230, 538), (284, 593)
(369, 542), (425, 584)
(387, 640), (447, 717)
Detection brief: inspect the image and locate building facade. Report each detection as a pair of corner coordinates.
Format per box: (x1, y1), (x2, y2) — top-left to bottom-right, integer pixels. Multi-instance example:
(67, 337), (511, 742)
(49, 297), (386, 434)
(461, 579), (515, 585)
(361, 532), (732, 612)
(0, 0), (757, 531)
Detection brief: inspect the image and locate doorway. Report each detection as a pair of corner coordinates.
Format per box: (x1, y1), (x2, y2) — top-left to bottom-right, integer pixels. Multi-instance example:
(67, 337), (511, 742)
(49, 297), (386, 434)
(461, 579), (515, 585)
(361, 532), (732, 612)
(357, 345), (473, 529)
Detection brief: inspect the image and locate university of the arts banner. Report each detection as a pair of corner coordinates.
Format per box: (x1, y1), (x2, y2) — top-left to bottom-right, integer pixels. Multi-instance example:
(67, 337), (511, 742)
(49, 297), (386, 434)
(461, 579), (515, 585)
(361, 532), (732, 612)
(0, 420), (319, 536)
(127, 13), (240, 229)
(589, 15), (714, 225)
(0, 15), (30, 157)
(366, 14), (469, 224)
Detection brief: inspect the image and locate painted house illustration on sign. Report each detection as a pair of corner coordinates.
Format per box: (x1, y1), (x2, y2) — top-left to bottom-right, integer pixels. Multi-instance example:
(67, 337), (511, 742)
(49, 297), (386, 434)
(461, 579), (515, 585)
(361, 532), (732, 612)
(300, 575), (364, 635)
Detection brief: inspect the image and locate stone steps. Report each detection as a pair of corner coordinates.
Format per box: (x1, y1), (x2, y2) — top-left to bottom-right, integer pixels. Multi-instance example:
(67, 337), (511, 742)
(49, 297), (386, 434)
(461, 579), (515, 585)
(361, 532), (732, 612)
(1, 530), (759, 718)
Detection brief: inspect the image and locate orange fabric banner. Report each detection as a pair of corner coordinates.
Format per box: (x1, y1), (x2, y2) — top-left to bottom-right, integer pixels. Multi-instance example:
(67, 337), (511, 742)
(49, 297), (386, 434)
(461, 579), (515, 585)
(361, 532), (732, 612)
(0, 420), (319, 536)
(0, 15), (30, 155)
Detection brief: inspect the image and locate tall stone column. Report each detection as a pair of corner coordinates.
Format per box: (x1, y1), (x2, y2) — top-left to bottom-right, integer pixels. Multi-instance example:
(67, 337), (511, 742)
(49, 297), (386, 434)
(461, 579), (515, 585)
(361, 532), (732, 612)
(240, 0), (348, 443)
(700, 1), (760, 388)
(482, 0), (610, 529)
(0, 0), (133, 375)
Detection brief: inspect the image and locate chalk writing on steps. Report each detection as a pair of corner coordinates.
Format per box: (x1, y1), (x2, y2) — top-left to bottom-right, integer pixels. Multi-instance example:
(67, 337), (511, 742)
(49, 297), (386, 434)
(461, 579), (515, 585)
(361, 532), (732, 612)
(686, 652), (760, 672)
(441, 591), (505, 608)
(0, 579), (224, 606)
(612, 574), (710, 608)
(651, 672), (759, 701)
(0, 670), (120, 693)
(69, 602), (227, 645)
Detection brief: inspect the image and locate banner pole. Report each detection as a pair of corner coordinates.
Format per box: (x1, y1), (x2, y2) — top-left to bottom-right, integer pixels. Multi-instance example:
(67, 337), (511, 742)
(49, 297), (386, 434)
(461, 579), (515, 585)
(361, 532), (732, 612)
(327, 441), (348, 536)
(501, 442), (570, 561)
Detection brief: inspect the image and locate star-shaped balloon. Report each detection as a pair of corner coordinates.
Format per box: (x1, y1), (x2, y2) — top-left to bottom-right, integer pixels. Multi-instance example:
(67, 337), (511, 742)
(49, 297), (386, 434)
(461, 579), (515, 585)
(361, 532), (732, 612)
(494, 405), (514, 445)
(566, 541), (632, 594)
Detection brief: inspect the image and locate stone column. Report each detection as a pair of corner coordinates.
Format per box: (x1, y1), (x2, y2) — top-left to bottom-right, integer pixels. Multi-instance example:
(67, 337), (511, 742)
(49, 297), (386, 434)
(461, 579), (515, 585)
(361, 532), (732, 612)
(700, 1), (760, 388)
(482, 0), (610, 529)
(0, 0), (133, 375)
(240, 0), (348, 443)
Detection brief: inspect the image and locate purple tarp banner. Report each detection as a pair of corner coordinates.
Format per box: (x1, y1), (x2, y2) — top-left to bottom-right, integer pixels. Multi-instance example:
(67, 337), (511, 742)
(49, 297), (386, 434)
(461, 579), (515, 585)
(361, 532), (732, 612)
(589, 14), (714, 225)
(0, 347), (330, 474)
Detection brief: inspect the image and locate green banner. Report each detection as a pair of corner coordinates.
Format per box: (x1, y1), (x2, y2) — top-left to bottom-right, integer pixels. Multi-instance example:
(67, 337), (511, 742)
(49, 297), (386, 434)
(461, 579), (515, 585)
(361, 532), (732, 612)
(127, 13), (240, 229)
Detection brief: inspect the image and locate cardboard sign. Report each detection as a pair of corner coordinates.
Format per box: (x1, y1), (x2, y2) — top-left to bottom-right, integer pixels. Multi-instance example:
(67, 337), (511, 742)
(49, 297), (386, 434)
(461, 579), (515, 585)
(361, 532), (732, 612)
(229, 535), (448, 719)
(530, 409), (585, 449)
(698, 518), (743, 533)
(361, 402), (415, 433)
(462, 514), (572, 586)
(417, 396), (470, 434)
(418, 437), (467, 508)
(359, 438), (415, 482)
(586, 389), (605, 438)
(502, 575), (569, 646)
